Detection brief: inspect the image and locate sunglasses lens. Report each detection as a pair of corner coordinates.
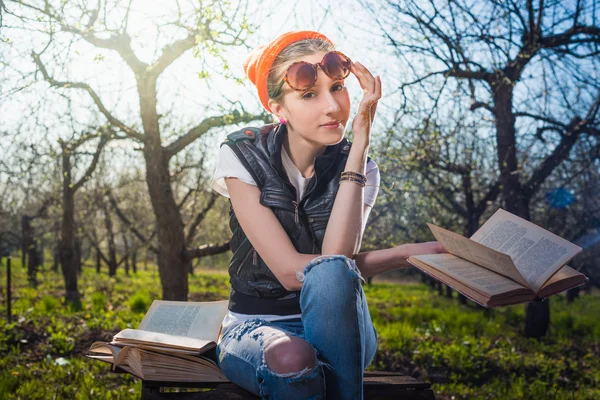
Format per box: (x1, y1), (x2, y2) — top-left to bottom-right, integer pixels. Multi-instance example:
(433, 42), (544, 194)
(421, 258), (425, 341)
(322, 52), (351, 80)
(287, 62), (316, 90)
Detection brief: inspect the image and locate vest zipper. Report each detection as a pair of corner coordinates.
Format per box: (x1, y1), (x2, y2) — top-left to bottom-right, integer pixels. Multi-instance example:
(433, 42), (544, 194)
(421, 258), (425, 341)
(263, 192), (296, 212)
(292, 200), (299, 223)
(253, 249), (258, 266)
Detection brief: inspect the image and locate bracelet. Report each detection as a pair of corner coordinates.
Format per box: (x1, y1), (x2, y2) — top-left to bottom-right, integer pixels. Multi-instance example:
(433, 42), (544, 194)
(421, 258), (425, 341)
(339, 171), (367, 188)
(340, 175), (366, 185)
(340, 171), (367, 180)
(340, 176), (366, 187)
(340, 176), (366, 184)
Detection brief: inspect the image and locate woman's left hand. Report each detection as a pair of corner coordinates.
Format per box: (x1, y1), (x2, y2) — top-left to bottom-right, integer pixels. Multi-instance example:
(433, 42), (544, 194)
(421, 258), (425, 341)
(403, 241), (445, 257)
(350, 60), (382, 146)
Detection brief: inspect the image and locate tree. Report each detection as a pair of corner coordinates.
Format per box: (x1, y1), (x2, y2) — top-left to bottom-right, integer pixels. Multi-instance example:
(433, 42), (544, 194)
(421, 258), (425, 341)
(3, 0), (269, 300)
(58, 129), (112, 303)
(368, 0), (600, 337)
(21, 199), (50, 286)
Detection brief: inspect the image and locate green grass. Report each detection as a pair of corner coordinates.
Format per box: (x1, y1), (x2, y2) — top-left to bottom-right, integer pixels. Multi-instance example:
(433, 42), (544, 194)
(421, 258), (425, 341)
(0, 257), (599, 399)
(364, 283), (600, 399)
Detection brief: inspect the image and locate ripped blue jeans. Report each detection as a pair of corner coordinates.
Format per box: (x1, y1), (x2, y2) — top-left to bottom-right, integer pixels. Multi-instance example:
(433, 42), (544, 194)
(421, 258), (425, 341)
(215, 255), (378, 399)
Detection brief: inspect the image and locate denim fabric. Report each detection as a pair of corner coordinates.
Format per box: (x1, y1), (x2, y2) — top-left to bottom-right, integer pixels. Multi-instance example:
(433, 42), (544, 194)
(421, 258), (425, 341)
(216, 255), (378, 399)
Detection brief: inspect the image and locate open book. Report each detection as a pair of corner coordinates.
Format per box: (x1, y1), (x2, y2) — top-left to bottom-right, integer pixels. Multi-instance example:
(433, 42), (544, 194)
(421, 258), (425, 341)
(86, 299), (230, 382)
(407, 208), (588, 308)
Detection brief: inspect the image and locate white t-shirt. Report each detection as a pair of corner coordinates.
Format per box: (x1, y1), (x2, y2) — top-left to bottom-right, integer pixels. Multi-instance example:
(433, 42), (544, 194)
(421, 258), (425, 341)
(211, 142), (380, 339)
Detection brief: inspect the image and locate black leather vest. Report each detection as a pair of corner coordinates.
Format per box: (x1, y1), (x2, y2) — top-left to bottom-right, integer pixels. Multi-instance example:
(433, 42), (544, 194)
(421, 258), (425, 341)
(222, 123), (363, 315)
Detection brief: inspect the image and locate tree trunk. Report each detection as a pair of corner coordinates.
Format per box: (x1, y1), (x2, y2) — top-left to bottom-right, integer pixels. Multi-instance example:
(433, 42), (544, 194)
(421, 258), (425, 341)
(524, 299), (550, 337)
(22, 213), (40, 287)
(445, 285), (453, 298)
(143, 141), (187, 300)
(131, 246), (138, 274)
(74, 236), (82, 275)
(60, 151), (80, 304)
(27, 238), (39, 288)
(566, 286), (580, 303)
(103, 202), (118, 276)
(21, 216), (29, 269)
(493, 86), (530, 219)
(96, 249), (101, 273)
(122, 231), (130, 276)
(21, 215), (37, 284)
(53, 222), (60, 272)
(136, 74), (188, 300)
(53, 244), (59, 272)
(493, 85), (548, 338)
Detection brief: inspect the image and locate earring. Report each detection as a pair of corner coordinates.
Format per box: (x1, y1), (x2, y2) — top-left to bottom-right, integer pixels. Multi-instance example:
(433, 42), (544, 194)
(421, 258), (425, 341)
(279, 117), (287, 125)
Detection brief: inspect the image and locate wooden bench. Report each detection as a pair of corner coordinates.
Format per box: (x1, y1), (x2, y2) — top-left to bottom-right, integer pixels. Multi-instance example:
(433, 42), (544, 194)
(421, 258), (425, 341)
(139, 371), (435, 399)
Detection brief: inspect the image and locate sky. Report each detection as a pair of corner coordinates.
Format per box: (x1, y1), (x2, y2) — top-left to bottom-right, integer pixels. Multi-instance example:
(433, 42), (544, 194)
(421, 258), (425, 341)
(1, 0), (598, 215)
(0, 0), (400, 188)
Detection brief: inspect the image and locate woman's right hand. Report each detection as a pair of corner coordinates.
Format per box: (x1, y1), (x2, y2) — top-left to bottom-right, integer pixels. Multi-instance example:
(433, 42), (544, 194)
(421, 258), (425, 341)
(349, 61), (381, 147)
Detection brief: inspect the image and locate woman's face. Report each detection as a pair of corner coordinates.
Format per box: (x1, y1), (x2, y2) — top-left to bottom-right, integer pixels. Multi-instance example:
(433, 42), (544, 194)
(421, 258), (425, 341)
(273, 51), (351, 147)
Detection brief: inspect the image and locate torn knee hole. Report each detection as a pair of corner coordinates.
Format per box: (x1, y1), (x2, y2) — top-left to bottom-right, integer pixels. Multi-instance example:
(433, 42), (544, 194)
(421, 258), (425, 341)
(263, 338), (317, 375)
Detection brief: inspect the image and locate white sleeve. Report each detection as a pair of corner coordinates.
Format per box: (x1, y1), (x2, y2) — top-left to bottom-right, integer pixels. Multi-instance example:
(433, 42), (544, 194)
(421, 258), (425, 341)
(211, 145), (257, 198)
(364, 159), (380, 207)
(211, 145), (380, 206)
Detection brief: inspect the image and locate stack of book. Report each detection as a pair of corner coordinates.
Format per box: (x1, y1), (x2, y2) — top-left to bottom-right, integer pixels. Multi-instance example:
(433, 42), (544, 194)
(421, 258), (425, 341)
(86, 299), (230, 382)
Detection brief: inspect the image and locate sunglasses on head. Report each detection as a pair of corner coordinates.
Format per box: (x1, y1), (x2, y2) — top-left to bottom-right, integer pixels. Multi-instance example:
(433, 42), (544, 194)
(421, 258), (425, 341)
(271, 51), (352, 97)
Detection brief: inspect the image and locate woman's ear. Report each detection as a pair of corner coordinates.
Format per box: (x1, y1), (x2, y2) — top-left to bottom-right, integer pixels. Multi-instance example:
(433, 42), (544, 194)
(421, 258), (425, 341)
(268, 99), (287, 121)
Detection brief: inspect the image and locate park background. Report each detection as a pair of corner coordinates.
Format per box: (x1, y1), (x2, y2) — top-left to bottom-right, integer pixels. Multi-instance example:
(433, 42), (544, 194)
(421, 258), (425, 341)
(0, 0), (599, 398)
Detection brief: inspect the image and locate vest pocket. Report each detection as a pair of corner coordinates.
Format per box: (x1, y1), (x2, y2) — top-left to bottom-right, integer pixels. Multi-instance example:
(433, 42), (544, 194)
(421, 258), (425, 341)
(234, 237), (254, 274)
(260, 190), (296, 212)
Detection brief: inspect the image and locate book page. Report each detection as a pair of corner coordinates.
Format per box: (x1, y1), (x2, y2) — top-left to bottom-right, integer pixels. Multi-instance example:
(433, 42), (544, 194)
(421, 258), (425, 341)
(113, 329), (215, 352)
(137, 300), (229, 341)
(537, 265), (589, 299)
(412, 253), (529, 296)
(427, 223), (530, 288)
(471, 208), (582, 293)
(88, 341), (122, 356)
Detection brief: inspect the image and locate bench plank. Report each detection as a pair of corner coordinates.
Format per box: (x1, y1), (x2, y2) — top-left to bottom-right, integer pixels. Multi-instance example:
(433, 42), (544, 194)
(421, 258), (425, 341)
(140, 371), (435, 399)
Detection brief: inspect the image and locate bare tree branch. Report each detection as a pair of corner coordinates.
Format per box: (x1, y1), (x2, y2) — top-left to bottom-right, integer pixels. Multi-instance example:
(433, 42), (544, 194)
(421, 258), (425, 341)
(151, 33), (198, 77)
(540, 25), (600, 49)
(73, 134), (109, 192)
(31, 52), (144, 141)
(524, 93), (600, 198)
(185, 192), (219, 246)
(186, 241), (231, 260)
(107, 192), (158, 254)
(165, 112), (270, 159)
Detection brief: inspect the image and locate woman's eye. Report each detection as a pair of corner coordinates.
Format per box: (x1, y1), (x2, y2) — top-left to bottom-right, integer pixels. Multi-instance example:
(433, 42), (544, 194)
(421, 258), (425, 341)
(301, 84), (344, 99)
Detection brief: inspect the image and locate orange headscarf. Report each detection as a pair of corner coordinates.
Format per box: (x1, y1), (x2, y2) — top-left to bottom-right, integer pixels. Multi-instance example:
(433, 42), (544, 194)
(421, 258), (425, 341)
(243, 31), (333, 113)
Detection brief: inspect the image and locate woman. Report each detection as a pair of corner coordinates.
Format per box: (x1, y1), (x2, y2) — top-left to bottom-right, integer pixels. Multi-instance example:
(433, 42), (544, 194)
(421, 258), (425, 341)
(211, 31), (443, 399)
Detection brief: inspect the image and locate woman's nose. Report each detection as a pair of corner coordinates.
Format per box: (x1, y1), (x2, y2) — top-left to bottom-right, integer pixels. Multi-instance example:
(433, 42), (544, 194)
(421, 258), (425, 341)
(323, 91), (340, 114)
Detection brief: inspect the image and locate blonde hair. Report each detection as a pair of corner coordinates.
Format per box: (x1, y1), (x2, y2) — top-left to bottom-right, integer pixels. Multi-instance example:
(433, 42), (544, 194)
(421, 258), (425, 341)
(267, 39), (336, 105)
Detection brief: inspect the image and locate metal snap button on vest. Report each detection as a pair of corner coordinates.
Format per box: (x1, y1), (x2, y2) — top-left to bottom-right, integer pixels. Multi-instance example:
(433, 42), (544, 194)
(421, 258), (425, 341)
(245, 130), (253, 136)
(343, 145), (350, 151)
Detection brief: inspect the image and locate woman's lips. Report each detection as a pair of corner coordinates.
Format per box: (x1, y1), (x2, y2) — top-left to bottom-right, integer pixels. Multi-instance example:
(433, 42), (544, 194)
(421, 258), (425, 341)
(320, 122), (341, 128)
